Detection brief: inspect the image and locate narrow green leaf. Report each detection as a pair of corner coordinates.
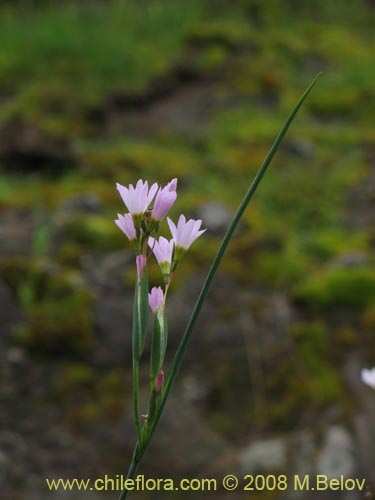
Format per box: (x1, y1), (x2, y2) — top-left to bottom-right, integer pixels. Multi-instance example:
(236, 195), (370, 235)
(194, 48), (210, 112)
(147, 389), (158, 423)
(150, 307), (168, 385)
(132, 282), (140, 359)
(150, 315), (162, 382)
(133, 267), (149, 360)
(138, 267), (149, 356)
(141, 73), (321, 451)
(160, 308), (168, 365)
(132, 266), (150, 442)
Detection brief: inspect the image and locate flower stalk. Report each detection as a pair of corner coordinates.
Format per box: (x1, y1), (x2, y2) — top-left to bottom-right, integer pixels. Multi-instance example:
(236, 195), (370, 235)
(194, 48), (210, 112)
(115, 74), (321, 500)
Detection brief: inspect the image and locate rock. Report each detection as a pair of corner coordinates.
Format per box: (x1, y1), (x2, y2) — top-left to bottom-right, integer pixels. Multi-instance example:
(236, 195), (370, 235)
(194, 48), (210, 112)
(59, 194), (102, 215)
(0, 281), (23, 338)
(283, 138), (316, 158)
(0, 448), (8, 481)
(238, 436), (287, 473)
(316, 426), (355, 479)
(100, 83), (216, 136)
(93, 296), (134, 364)
(196, 202), (232, 235)
(181, 374), (208, 402)
(0, 117), (74, 173)
(143, 391), (229, 477)
(5, 347), (26, 365)
(0, 210), (34, 256)
(332, 251), (370, 268)
(354, 413), (375, 481)
(82, 251), (134, 364)
(82, 250), (133, 292)
(289, 431), (315, 476)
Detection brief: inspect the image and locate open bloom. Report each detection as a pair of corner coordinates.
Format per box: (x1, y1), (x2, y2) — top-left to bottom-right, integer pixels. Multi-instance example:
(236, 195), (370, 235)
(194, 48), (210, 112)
(148, 286), (164, 313)
(114, 213), (136, 241)
(167, 215), (206, 269)
(148, 236), (174, 279)
(116, 179), (158, 216)
(151, 178), (177, 222)
(361, 367), (375, 389)
(167, 214), (206, 250)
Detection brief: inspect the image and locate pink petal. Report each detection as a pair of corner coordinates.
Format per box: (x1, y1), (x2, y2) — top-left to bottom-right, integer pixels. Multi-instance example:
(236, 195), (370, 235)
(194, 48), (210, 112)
(167, 217), (178, 240)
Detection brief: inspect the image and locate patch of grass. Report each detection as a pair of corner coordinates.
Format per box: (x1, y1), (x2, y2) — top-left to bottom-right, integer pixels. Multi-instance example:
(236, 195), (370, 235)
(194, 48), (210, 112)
(0, 0), (373, 441)
(256, 0), (373, 29)
(302, 229), (371, 261)
(0, 0), (206, 128)
(290, 321), (344, 401)
(292, 267), (375, 311)
(257, 321), (345, 429)
(54, 364), (127, 424)
(187, 18), (254, 48)
(16, 291), (93, 357)
(61, 214), (124, 252)
(79, 138), (201, 182)
(1, 249), (94, 357)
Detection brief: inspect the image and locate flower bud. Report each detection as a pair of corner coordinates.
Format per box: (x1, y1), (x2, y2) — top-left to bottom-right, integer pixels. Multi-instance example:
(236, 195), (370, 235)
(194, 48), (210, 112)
(155, 370), (165, 393)
(151, 178), (177, 222)
(136, 254), (146, 282)
(148, 236), (174, 282)
(148, 287), (164, 313)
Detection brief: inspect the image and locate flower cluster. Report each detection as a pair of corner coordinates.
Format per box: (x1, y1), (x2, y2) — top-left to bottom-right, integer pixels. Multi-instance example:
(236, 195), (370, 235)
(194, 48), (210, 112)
(114, 178), (205, 399)
(115, 178), (205, 284)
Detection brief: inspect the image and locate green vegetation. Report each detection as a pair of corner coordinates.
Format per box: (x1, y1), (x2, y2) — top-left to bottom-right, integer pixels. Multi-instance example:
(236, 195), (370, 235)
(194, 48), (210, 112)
(0, 235), (94, 357)
(293, 267), (375, 311)
(0, 0), (205, 131)
(0, 0), (373, 437)
(16, 292), (93, 357)
(54, 364), (127, 424)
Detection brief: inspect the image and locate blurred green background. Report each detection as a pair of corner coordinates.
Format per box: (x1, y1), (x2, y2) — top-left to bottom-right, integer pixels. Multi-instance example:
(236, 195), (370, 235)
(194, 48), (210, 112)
(0, 1), (374, 499)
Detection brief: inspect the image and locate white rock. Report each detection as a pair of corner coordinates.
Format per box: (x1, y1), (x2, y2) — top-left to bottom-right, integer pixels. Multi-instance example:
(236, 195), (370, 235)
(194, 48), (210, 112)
(239, 437), (287, 473)
(316, 426), (355, 479)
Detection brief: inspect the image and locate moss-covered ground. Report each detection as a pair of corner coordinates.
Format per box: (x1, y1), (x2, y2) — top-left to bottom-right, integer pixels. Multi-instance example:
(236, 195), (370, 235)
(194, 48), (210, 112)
(0, 0), (374, 456)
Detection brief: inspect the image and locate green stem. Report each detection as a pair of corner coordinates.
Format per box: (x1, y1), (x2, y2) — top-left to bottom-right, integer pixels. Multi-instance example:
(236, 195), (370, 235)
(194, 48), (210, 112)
(147, 389), (158, 422)
(119, 73), (321, 499)
(132, 358), (141, 440)
(118, 445), (140, 500)
(132, 265), (149, 442)
(147, 73), (321, 447)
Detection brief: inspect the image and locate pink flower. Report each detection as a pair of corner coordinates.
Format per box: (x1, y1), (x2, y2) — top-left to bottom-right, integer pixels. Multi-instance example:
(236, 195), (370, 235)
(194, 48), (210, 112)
(116, 179), (158, 216)
(136, 254), (146, 282)
(148, 236), (173, 266)
(361, 367), (375, 389)
(167, 214), (206, 250)
(151, 178), (178, 221)
(155, 370), (165, 392)
(148, 286), (164, 313)
(114, 213), (136, 241)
